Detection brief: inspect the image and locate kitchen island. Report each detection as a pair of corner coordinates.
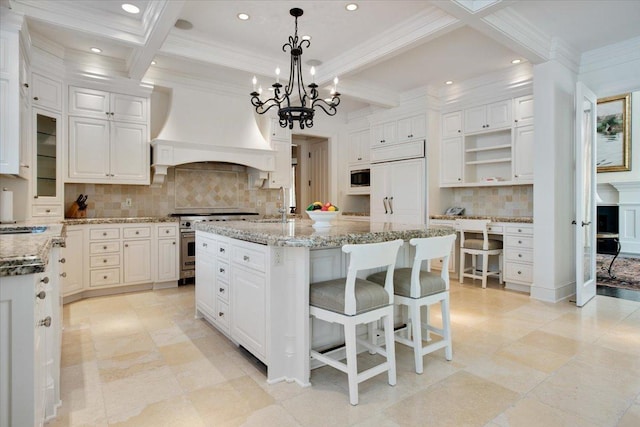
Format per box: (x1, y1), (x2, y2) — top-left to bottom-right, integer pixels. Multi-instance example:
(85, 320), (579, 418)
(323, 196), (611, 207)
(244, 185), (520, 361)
(194, 218), (454, 386)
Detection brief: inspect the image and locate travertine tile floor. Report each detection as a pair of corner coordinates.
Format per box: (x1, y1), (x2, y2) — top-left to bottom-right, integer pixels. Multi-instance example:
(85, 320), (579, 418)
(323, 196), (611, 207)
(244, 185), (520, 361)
(47, 280), (640, 427)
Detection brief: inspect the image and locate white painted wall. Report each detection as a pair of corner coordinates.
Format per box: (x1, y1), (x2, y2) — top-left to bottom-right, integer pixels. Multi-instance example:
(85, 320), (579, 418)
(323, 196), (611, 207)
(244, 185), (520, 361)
(531, 60), (577, 303)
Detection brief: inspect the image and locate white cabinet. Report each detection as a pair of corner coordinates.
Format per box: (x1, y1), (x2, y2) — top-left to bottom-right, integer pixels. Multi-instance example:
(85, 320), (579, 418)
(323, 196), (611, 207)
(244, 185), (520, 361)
(442, 111), (463, 138)
(440, 137), (463, 185)
(397, 114), (426, 143)
(67, 86), (149, 185)
(347, 129), (370, 165)
(269, 117), (291, 141)
(195, 232), (217, 319)
(123, 239), (152, 284)
(263, 139), (291, 189)
(371, 120), (397, 147)
(503, 225), (534, 291)
(60, 227), (85, 296)
(0, 25), (21, 175)
(513, 125), (534, 182)
(32, 108), (63, 219)
(464, 99), (512, 133)
(513, 95), (534, 127)
(371, 157), (425, 224)
(31, 73), (62, 112)
(157, 224), (179, 282)
(231, 240), (267, 362)
(68, 116), (149, 184)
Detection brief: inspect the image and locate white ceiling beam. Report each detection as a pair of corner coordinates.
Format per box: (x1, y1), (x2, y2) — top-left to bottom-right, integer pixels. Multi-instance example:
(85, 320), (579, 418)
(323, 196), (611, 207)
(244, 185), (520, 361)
(334, 80), (400, 109)
(127, 1), (185, 80)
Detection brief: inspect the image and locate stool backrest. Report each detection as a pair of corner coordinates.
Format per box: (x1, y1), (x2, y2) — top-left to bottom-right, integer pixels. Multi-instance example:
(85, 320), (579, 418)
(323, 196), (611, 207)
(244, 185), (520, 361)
(409, 234), (457, 296)
(456, 219), (491, 250)
(342, 239), (404, 315)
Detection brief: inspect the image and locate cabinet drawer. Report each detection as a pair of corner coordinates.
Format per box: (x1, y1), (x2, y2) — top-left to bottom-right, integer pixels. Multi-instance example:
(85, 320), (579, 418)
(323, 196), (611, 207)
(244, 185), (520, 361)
(216, 300), (230, 330)
(217, 261), (230, 281)
(90, 254), (120, 268)
(504, 262), (533, 283)
(217, 281), (229, 303)
(196, 234), (217, 255)
(505, 249), (533, 263)
(506, 225), (533, 235)
(32, 204), (62, 217)
(232, 244), (266, 272)
(487, 225), (504, 234)
(90, 228), (120, 240)
(158, 225), (177, 238)
(90, 241), (120, 254)
(90, 268), (120, 287)
(123, 226), (151, 238)
(217, 239), (230, 260)
(505, 235), (533, 249)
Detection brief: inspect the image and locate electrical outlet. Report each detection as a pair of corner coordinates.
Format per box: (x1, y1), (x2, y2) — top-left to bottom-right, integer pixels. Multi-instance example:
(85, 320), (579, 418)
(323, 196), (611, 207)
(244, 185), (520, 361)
(257, 199), (263, 207)
(124, 198), (132, 207)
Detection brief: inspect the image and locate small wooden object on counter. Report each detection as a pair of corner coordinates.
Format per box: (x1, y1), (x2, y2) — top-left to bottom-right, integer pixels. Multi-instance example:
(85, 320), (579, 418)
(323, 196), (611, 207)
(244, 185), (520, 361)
(65, 202), (86, 218)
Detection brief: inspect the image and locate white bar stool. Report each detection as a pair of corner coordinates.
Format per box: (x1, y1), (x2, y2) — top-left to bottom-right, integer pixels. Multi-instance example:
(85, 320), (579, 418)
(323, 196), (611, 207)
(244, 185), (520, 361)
(457, 219), (503, 288)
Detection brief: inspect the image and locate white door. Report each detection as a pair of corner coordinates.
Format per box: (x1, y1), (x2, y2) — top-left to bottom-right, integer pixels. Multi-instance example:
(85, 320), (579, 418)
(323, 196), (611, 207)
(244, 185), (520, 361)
(388, 158), (425, 224)
(575, 82), (597, 307)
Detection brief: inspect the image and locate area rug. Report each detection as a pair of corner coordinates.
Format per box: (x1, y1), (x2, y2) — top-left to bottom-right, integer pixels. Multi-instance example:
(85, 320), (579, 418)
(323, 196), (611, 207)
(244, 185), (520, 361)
(596, 254), (640, 291)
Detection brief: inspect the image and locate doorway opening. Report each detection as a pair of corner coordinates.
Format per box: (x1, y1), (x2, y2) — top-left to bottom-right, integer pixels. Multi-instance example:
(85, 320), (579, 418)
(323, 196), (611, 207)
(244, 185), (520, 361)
(291, 135), (329, 212)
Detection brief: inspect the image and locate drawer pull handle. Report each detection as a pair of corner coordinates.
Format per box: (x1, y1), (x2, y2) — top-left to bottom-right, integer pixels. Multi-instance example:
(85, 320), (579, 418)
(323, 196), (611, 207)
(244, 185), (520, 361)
(203, 243), (208, 248)
(103, 246), (107, 250)
(517, 271), (522, 275)
(135, 231), (139, 235)
(103, 232), (107, 236)
(219, 248), (225, 253)
(104, 275), (108, 279)
(39, 316), (52, 328)
(33, 96), (39, 101)
(166, 230), (170, 234)
(59, 258), (66, 263)
(518, 240), (522, 244)
(36, 291), (46, 299)
(40, 277), (49, 284)
(172, 241), (176, 245)
(219, 288), (225, 293)
(518, 229), (522, 232)
(219, 268), (225, 273)
(60, 272), (67, 278)
(125, 244), (129, 248)
(518, 254), (522, 258)
(243, 255), (250, 262)
(46, 209), (51, 213)
(103, 259), (107, 263)
(218, 312), (224, 317)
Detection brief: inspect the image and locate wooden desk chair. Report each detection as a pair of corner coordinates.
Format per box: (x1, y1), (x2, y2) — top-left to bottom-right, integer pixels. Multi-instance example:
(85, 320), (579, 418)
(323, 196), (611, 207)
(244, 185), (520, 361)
(309, 239), (404, 405)
(457, 219), (503, 288)
(367, 234), (456, 374)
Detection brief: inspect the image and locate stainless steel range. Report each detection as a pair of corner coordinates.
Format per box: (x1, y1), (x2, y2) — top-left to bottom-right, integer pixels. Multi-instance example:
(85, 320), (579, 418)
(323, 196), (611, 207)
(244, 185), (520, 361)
(174, 212), (259, 284)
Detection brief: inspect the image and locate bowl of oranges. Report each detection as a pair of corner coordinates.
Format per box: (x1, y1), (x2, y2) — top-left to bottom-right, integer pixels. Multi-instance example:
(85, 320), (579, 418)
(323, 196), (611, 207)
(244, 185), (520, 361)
(305, 202), (340, 228)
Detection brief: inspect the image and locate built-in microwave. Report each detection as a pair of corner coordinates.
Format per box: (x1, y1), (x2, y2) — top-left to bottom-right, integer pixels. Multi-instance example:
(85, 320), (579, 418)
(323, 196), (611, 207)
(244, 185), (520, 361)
(350, 168), (370, 188)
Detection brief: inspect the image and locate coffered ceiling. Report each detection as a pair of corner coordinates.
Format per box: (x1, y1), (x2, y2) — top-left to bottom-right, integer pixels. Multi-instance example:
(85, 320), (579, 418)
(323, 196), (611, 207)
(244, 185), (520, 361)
(6, 0), (640, 113)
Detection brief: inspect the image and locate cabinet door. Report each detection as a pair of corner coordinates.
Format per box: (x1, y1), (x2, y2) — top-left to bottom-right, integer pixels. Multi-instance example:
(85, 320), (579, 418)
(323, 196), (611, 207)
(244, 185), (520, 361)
(370, 163), (389, 222)
(464, 105), (486, 133)
(231, 266), (266, 361)
(486, 100), (512, 130)
(157, 238), (178, 282)
(195, 247), (216, 317)
(32, 109), (62, 205)
(18, 92), (31, 179)
(31, 73), (62, 112)
(0, 30), (20, 175)
(263, 139), (291, 189)
(110, 122), (149, 184)
(68, 86), (110, 119)
(371, 121), (396, 146)
(123, 240), (151, 284)
(442, 111), (462, 138)
(348, 129), (369, 164)
(513, 125), (534, 182)
(68, 116), (111, 180)
(514, 95), (534, 127)
(60, 228), (84, 296)
(388, 158), (425, 224)
(269, 117), (291, 141)
(111, 93), (148, 123)
(397, 114), (425, 142)
(440, 137), (463, 185)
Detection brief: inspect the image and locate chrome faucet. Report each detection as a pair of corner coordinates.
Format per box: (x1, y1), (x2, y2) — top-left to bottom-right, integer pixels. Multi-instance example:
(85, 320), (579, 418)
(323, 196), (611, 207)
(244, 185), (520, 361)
(278, 186), (287, 223)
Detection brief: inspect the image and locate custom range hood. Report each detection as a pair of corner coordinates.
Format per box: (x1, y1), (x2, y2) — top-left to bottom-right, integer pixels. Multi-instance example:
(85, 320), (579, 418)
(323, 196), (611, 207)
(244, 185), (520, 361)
(150, 85), (276, 186)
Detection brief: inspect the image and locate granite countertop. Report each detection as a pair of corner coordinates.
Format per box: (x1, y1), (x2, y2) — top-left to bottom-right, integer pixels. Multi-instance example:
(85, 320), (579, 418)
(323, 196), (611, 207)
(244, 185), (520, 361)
(430, 215), (533, 224)
(0, 223), (65, 277)
(63, 216), (178, 226)
(341, 212), (370, 217)
(196, 218), (454, 248)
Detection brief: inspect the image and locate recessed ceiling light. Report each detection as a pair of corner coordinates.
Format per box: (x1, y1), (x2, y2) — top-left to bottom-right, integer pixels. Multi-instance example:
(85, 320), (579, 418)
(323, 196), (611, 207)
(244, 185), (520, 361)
(151, 60), (156, 65)
(174, 19), (193, 30)
(237, 13), (250, 21)
(346, 3), (358, 11)
(302, 35), (311, 41)
(121, 3), (140, 14)
(90, 47), (102, 53)
(445, 80), (453, 85)
(511, 59), (522, 64)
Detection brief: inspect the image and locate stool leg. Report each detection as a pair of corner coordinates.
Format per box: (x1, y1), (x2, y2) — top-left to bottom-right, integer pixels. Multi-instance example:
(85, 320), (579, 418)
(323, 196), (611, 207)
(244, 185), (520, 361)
(472, 254), (477, 280)
(410, 302), (424, 374)
(482, 253), (489, 288)
(459, 251), (465, 283)
(367, 322), (376, 354)
(499, 253), (504, 284)
(442, 295), (452, 361)
(383, 310), (397, 384)
(344, 322), (359, 406)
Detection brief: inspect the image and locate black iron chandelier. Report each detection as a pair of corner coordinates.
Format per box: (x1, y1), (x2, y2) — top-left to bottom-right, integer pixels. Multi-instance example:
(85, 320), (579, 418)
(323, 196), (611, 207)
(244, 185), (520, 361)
(250, 8), (340, 130)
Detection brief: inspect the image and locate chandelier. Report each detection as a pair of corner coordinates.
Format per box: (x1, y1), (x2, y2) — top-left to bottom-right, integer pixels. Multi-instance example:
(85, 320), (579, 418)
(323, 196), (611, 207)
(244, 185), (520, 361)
(250, 8), (340, 130)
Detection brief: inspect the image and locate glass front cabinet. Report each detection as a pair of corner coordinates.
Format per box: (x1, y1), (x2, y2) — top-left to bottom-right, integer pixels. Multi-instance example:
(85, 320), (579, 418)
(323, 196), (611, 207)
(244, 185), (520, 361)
(32, 108), (63, 218)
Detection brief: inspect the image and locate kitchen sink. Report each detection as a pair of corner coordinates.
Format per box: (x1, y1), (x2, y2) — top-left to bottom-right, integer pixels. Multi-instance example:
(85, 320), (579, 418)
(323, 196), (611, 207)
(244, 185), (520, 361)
(0, 226), (48, 235)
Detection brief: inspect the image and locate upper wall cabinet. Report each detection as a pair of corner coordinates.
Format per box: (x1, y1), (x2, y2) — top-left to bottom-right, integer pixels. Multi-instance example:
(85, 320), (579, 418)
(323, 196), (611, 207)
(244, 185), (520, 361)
(464, 99), (512, 134)
(0, 26), (21, 175)
(269, 117), (291, 142)
(31, 108), (63, 219)
(347, 129), (370, 165)
(68, 86), (148, 123)
(67, 86), (150, 185)
(442, 111), (462, 138)
(371, 120), (397, 147)
(513, 95), (534, 127)
(396, 114), (426, 143)
(371, 111), (427, 148)
(31, 73), (62, 112)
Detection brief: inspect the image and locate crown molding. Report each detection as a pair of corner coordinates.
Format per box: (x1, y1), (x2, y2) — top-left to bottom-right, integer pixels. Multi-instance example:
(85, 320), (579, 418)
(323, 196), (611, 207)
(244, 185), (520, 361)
(549, 37), (580, 74)
(29, 30), (64, 59)
(336, 79), (399, 109)
(580, 36), (640, 75)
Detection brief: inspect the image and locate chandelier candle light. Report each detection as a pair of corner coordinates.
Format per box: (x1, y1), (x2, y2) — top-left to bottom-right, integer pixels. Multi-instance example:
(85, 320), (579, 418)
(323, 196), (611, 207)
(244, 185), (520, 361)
(250, 8), (340, 130)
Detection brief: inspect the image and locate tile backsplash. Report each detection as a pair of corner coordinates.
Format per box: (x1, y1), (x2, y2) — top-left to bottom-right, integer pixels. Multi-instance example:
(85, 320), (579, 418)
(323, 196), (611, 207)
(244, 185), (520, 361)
(449, 185), (533, 217)
(64, 163), (284, 218)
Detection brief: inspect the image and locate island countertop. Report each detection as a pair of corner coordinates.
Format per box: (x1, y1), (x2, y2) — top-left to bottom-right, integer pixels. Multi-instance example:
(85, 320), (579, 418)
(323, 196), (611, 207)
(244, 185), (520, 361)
(430, 215), (533, 223)
(0, 223), (65, 277)
(195, 218), (455, 248)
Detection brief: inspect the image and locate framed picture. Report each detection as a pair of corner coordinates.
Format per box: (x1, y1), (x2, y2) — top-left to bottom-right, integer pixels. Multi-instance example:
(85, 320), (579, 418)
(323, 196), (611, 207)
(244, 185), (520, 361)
(597, 93), (631, 173)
